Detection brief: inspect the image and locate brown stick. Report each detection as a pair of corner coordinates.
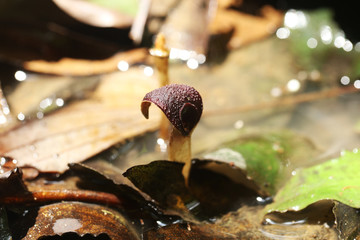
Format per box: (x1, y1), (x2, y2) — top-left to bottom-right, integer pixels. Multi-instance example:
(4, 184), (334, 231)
(0, 189), (122, 207)
(203, 86), (359, 117)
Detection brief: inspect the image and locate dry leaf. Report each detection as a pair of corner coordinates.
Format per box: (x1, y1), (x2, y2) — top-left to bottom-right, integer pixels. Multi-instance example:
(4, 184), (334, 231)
(159, 0), (214, 54)
(209, 5), (284, 49)
(0, 69), (161, 172)
(24, 202), (138, 239)
(23, 48), (148, 76)
(7, 75), (99, 117)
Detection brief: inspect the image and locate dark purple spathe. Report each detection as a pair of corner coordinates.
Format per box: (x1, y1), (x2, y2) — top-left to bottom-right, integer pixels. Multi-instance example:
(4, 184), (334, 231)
(141, 84), (203, 136)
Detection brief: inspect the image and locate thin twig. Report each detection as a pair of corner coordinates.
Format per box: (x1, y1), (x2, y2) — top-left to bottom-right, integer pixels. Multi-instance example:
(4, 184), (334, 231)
(203, 86), (359, 117)
(0, 189), (122, 207)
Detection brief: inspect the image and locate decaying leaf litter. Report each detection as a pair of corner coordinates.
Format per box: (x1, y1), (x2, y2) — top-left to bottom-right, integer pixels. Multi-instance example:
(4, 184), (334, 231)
(1, 0), (360, 239)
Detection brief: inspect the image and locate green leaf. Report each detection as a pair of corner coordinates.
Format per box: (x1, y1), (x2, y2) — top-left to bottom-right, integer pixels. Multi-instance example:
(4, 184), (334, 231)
(88, 0), (138, 17)
(286, 9), (360, 78)
(206, 130), (319, 196)
(287, 9), (338, 71)
(265, 150), (360, 214)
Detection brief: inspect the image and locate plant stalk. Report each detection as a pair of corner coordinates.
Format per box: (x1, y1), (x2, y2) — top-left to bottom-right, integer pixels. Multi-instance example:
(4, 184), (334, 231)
(169, 127), (192, 185)
(150, 33), (171, 143)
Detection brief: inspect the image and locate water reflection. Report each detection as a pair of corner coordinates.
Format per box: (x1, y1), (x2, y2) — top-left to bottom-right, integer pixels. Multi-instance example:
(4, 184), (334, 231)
(36, 112), (44, 119)
(286, 79), (301, 92)
(276, 27), (290, 39)
(320, 25), (332, 44)
(117, 60), (129, 72)
(186, 58), (199, 70)
(52, 218), (82, 234)
(143, 66), (154, 77)
(334, 32), (345, 49)
(37, 96), (66, 119)
(234, 120), (244, 130)
(278, 9), (356, 52)
(355, 42), (360, 52)
(169, 48), (206, 69)
(263, 217), (306, 225)
(0, 87), (11, 126)
(354, 80), (360, 89)
(306, 38), (317, 48)
(17, 112), (25, 121)
(39, 98), (53, 110)
(343, 40), (353, 52)
(156, 138), (167, 152)
(0, 156), (17, 174)
(55, 98), (64, 107)
(340, 76), (350, 85)
(14, 70), (27, 81)
(284, 10), (307, 29)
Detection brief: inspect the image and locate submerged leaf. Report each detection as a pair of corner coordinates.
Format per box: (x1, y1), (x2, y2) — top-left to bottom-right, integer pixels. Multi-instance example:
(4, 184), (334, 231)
(124, 160), (258, 220)
(265, 150), (360, 214)
(333, 201), (360, 240)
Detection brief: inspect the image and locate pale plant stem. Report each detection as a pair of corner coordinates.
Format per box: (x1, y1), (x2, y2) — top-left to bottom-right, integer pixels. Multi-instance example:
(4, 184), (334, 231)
(150, 33), (171, 142)
(168, 127), (192, 185)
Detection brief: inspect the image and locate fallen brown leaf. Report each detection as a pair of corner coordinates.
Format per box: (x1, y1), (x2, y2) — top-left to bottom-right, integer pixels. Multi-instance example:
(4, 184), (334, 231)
(0, 69), (161, 172)
(23, 48), (148, 76)
(209, 5), (284, 49)
(24, 202), (138, 239)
